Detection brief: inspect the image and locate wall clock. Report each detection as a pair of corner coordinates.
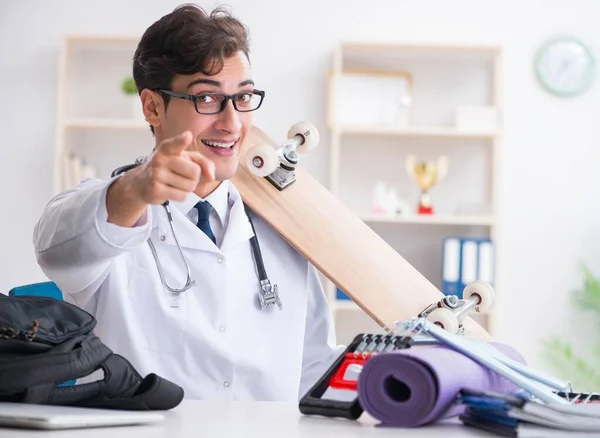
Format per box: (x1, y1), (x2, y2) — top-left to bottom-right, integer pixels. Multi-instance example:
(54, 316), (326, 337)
(534, 36), (595, 97)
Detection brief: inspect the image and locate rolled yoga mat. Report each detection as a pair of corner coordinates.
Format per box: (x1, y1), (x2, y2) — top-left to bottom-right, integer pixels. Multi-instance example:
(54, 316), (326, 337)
(357, 342), (526, 427)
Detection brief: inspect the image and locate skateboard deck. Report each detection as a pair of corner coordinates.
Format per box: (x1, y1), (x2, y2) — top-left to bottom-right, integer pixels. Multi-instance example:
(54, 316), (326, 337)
(232, 125), (492, 342)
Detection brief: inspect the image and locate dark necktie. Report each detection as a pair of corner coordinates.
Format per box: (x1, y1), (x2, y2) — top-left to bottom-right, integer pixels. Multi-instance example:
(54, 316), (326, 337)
(194, 201), (216, 244)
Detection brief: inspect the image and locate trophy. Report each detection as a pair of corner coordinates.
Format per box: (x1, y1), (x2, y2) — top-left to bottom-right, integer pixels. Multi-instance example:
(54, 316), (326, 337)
(405, 154), (448, 215)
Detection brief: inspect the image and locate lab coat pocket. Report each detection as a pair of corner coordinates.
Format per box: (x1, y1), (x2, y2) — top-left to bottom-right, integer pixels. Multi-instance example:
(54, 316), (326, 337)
(126, 265), (187, 353)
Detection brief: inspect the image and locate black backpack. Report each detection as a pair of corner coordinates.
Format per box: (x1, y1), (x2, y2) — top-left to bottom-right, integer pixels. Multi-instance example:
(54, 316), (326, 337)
(0, 293), (184, 410)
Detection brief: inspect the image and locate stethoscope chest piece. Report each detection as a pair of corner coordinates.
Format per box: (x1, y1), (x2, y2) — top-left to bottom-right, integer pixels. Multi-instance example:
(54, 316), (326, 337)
(259, 279), (282, 310)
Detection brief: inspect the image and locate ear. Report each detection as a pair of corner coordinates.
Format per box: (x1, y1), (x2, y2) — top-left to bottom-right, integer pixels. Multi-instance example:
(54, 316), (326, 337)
(140, 89), (162, 129)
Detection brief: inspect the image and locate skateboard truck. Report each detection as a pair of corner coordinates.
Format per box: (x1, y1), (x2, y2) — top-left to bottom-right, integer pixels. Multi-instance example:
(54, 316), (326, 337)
(245, 122), (320, 190)
(258, 279), (282, 310)
(417, 280), (495, 335)
(262, 143), (299, 190)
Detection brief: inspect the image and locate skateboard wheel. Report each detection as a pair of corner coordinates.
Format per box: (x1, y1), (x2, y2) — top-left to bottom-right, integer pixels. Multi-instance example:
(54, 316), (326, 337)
(287, 122), (319, 153)
(426, 308), (459, 334)
(246, 144), (278, 177)
(463, 280), (494, 313)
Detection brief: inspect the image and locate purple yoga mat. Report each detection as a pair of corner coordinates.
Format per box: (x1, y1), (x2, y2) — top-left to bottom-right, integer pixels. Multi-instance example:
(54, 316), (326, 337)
(356, 342), (525, 427)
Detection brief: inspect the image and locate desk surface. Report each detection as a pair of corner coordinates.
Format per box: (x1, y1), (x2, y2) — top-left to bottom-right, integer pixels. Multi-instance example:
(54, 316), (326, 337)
(0, 400), (494, 437)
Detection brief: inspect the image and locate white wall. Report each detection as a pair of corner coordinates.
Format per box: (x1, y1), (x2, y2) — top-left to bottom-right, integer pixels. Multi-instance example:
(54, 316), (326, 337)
(2, 0), (600, 376)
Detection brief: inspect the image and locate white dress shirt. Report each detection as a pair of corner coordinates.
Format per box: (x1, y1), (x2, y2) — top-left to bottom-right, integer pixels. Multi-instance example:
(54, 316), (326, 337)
(33, 176), (345, 401)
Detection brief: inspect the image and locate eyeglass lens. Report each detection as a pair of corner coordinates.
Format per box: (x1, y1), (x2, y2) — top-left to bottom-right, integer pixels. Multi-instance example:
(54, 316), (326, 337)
(196, 92), (262, 114)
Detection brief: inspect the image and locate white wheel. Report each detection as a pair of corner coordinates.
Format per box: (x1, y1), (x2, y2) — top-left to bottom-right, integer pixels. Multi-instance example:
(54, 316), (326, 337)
(426, 308), (459, 334)
(287, 122), (319, 153)
(462, 280), (495, 313)
(245, 144), (278, 177)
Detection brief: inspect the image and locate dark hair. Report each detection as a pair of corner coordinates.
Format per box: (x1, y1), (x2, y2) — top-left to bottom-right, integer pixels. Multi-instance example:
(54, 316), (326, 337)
(132, 3), (251, 133)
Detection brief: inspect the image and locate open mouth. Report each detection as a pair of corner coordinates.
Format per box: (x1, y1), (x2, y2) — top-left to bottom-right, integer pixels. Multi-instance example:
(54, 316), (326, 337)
(201, 139), (238, 150)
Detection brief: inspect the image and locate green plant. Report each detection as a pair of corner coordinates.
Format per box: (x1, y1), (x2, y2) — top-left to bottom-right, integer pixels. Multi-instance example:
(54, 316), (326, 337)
(541, 263), (600, 391)
(541, 336), (600, 391)
(121, 77), (137, 95)
(573, 263), (600, 314)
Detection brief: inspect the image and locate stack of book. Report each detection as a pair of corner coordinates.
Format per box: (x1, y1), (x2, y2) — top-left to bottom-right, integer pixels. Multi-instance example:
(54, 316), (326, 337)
(458, 388), (600, 436)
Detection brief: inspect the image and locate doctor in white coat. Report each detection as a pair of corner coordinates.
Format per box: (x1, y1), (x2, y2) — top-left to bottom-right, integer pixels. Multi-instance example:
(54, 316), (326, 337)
(33, 4), (345, 401)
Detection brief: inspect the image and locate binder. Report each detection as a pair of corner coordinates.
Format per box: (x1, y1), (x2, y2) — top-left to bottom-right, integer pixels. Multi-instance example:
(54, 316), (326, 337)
(336, 287), (350, 301)
(442, 238), (461, 297)
(442, 237), (494, 298)
(478, 239), (494, 284)
(459, 387), (600, 436)
(460, 239), (478, 295)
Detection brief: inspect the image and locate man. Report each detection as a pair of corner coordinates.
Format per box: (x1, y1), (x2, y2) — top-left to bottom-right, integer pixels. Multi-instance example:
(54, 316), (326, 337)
(33, 4), (344, 401)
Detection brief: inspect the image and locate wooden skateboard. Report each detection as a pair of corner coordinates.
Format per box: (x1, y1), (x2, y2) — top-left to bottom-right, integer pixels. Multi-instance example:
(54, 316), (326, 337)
(232, 123), (493, 342)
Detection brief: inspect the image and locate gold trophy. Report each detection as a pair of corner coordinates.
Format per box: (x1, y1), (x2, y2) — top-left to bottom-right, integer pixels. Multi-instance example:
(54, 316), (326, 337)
(405, 154), (448, 215)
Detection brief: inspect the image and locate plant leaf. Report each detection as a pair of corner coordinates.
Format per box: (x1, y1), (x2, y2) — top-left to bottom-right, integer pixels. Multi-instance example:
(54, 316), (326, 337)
(539, 335), (600, 392)
(573, 263), (600, 317)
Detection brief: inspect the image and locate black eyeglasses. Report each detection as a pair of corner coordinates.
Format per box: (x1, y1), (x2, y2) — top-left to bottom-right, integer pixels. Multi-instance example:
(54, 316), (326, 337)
(155, 88), (265, 115)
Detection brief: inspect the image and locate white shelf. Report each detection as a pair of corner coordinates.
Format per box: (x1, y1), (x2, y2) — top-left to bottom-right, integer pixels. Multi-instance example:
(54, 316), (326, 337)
(338, 125), (497, 139)
(333, 300), (360, 311)
(326, 41), (503, 339)
(340, 41), (501, 56)
(360, 214), (497, 226)
(65, 118), (147, 130)
(65, 34), (140, 45)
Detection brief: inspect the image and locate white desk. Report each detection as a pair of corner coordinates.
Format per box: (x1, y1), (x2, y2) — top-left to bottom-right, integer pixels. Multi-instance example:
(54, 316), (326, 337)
(0, 400), (495, 437)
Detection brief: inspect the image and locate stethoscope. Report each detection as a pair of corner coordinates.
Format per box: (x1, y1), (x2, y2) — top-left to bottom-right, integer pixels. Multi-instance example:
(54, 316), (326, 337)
(111, 157), (282, 311)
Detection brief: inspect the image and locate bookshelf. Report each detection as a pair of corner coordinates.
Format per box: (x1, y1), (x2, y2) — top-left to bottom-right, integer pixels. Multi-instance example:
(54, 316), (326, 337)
(325, 41), (503, 343)
(53, 34), (150, 193)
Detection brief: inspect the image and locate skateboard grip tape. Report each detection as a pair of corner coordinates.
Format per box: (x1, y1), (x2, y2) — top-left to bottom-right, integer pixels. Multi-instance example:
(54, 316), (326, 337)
(356, 342), (525, 427)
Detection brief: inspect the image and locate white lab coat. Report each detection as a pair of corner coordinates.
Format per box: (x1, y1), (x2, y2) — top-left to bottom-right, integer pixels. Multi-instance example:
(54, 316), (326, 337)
(33, 176), (345, 401)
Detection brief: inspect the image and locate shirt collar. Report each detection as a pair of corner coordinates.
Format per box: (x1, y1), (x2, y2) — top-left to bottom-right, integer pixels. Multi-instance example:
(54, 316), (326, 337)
(169, 180), (230, 228)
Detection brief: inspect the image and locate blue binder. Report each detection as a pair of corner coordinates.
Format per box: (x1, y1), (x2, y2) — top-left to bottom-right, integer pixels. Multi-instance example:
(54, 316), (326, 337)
(442, 237), (494, 298)
(336, 287), (350, 300)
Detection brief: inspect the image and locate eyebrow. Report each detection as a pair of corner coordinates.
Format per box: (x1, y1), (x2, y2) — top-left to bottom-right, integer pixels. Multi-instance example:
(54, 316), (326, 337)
(187, 78), (255, 89)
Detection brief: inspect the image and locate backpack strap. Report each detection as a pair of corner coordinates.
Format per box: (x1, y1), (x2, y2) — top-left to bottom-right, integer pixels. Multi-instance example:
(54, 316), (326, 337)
(44, 354), (184, 410)
(75, 354), (184, 410)
(0, 335), (111, 397)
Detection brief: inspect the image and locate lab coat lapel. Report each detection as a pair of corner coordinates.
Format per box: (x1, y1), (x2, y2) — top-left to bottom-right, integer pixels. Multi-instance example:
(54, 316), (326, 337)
(152, 203), (219, 254)
(220, 186), (254, 252)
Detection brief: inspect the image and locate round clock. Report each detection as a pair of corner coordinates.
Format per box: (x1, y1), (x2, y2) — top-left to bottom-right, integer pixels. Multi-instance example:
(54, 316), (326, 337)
(534, 36), (595, 97)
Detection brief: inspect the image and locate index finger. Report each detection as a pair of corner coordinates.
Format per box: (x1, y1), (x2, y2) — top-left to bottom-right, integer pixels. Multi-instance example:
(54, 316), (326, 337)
(185, 151), (216, 183)
(156, 131), (193, 156)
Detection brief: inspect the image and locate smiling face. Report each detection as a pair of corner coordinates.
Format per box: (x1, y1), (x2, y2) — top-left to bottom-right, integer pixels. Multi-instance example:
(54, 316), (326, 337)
(142, 51), (255, 193)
